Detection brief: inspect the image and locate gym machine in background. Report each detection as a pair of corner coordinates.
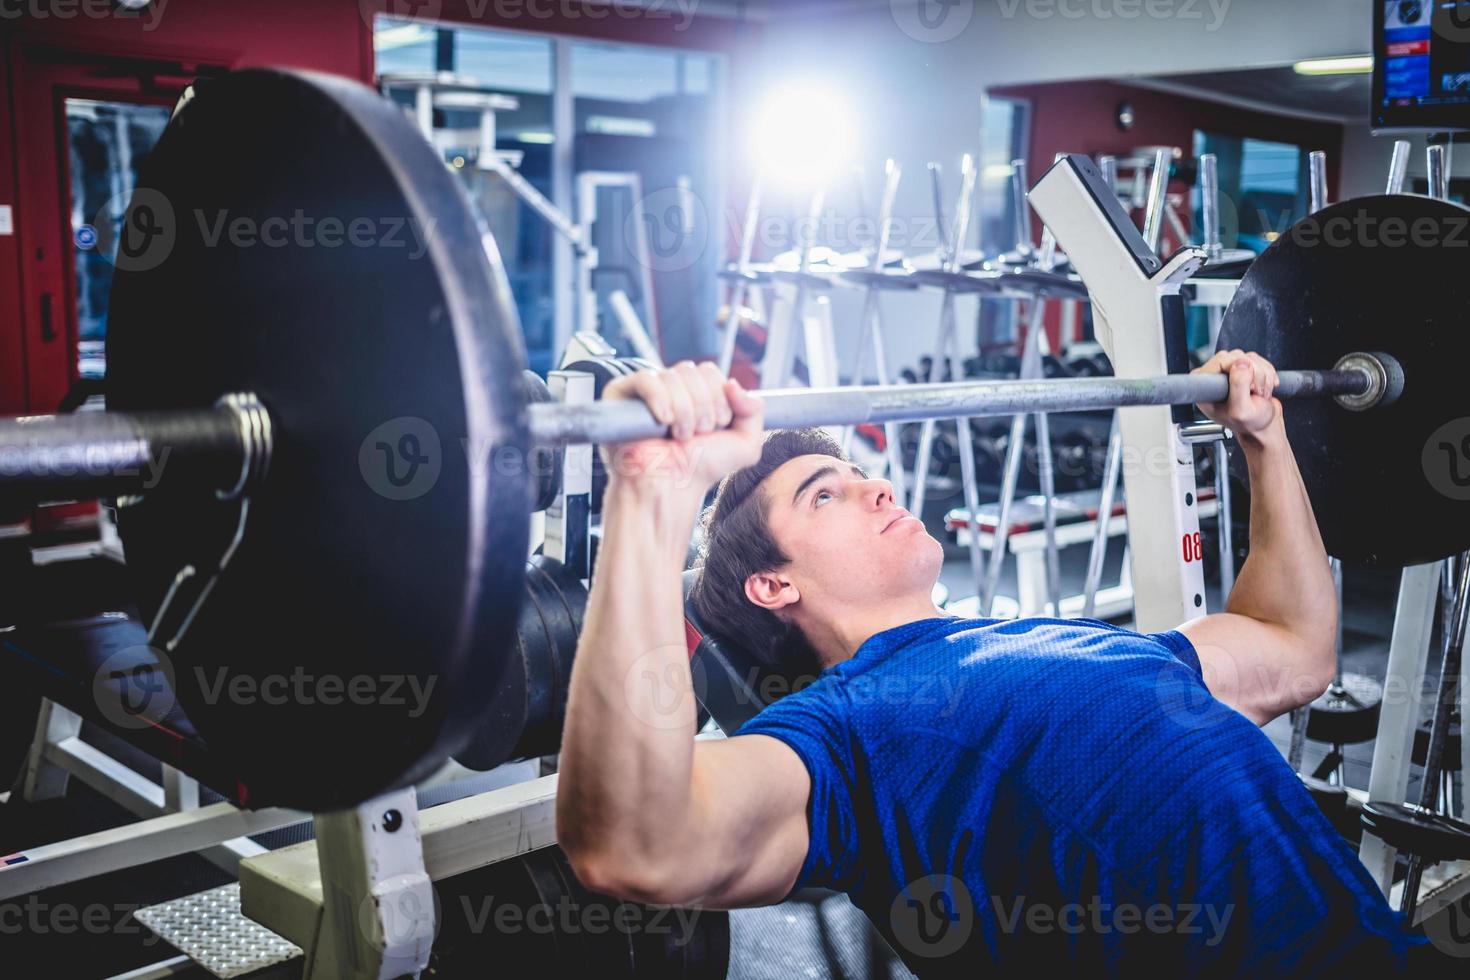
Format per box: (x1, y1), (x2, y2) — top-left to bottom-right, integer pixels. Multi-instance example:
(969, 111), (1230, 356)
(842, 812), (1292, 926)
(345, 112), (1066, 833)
(379, 71), (666, 367)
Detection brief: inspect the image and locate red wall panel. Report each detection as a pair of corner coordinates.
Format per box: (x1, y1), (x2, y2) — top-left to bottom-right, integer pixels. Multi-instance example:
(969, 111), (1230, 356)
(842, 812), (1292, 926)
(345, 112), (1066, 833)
(990, 78), (1344, 352)
(0, 0), (755, 413)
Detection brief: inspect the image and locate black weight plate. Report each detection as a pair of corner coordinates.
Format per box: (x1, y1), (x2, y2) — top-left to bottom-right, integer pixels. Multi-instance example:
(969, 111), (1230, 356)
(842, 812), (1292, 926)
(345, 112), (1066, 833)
(1361, 800), (1470, 863)
(514, 555), (585, 757)
(106, 69), (531, 810)
(549, 847), (639, 980)
(1305, 671), (1383, 745)
(452, 560), (542, 772)
(1217, 195), (1470, 567)
(526, 847), (590, 973)
(516, 559), (566, 756)
(432, 852), (544, 976)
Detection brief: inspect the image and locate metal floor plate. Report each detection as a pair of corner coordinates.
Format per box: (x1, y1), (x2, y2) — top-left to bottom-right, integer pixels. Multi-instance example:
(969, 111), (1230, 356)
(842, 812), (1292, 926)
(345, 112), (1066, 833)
(134, 883), (301, 978)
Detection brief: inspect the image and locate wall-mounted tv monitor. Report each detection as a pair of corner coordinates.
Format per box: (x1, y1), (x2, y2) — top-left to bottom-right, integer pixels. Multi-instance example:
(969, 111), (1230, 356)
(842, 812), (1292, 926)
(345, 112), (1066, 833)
(1373, 0), (1470, 131)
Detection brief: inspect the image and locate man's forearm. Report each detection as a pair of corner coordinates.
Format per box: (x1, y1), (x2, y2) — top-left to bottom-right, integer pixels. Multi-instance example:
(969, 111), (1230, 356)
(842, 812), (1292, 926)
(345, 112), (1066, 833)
(556, 478), (704, 880)
(1227, 418), (1337, 646)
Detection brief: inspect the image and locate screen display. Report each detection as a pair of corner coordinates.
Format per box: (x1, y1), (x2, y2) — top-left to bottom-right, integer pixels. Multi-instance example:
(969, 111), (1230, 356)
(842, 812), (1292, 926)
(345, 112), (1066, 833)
(1374, 0), (1470, 130)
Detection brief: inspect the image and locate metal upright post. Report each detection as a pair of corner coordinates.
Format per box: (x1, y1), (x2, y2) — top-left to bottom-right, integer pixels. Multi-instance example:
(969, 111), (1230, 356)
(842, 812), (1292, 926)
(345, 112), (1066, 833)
(761, 187), (826, 389)
(1308, 150), (1329, 214)
(842, 160), (910, 507)
(1142, 148), (1170, 253)
(1081, 155), (1124, 619)
(1386, 140), (1412, 195)
(1196, 153), (1235, 602)
(718, 173), (765, 374)
(1359, 562), (1442, 892)
(1428, 144), (1449, 201)
(906, 156), (988, 593)
(1031, 155), (1209, 632)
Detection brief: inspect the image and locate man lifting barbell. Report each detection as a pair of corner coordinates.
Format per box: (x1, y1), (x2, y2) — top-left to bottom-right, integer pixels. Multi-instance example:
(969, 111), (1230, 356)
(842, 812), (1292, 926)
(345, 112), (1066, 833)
(556, 350), (1424, 972)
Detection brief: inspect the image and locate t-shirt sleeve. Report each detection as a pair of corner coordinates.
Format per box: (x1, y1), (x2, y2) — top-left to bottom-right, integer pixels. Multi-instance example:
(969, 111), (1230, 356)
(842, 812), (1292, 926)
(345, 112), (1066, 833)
(734, 685), (861, 894)
(1149, 628), (1204, 678)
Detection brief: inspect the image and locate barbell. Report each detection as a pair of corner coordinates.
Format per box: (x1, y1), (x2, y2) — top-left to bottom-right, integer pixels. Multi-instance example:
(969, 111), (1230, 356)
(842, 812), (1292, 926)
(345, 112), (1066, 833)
(2, 68), (1467, 811)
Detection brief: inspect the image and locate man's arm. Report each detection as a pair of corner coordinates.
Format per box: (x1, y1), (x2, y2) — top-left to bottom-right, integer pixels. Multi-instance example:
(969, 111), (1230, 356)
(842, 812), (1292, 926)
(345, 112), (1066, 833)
(1177, 350), (1337, 726)
(556, 362), (811, 908)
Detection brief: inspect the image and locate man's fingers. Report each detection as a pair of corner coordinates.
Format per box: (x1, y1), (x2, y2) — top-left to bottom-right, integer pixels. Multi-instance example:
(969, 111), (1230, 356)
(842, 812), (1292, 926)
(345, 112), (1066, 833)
(673, 360), (716, 434)
(1247, 352), (1278, 397)
(724, 379), (764, 433)
(622, 370), (674, 428)
(660, 367), (697, 441)
(1227, 359), (1255, 416)
(698, 361), (734, 427)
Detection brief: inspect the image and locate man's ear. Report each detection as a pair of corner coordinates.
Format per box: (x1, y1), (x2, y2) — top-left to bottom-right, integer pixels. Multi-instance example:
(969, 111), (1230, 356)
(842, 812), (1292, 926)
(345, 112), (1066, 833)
(744, 569), (799, 613)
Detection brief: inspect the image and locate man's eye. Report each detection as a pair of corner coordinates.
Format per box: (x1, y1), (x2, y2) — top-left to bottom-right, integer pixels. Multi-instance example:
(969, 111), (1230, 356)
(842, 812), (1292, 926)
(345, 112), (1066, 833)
(814, 490), (834, 505)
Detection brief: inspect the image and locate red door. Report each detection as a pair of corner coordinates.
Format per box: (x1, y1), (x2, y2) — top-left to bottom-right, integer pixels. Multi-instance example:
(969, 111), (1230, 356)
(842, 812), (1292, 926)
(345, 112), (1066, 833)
(6, 45), (202, 414)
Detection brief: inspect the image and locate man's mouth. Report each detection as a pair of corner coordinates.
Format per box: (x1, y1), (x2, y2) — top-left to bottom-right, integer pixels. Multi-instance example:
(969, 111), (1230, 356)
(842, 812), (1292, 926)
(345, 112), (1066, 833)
(881, 511), (913, 534)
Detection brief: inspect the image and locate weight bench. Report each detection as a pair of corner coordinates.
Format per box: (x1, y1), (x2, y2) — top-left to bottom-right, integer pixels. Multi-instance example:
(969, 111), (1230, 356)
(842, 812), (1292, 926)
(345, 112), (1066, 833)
(944, 485), (1218, 619)
(0, 607), (306, 900)
(682, 568), (800, 734)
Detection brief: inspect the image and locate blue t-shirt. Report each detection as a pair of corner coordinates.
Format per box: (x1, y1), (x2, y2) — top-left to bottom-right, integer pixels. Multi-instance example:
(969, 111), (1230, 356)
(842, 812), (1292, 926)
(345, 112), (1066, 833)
(735, 616), (1421, 975)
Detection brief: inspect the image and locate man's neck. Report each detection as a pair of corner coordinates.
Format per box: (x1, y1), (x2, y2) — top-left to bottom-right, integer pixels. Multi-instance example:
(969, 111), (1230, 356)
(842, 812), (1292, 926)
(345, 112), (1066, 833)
(799, 592), (948, 670)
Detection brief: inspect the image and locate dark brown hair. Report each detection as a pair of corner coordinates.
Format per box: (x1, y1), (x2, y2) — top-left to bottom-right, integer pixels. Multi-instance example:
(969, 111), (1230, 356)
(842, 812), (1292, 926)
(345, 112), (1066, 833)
(690, 428), (845, 676)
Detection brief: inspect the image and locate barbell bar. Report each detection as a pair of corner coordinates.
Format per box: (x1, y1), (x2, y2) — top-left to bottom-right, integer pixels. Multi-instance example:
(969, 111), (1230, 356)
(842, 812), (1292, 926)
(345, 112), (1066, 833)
(0, 356), (1391, 502)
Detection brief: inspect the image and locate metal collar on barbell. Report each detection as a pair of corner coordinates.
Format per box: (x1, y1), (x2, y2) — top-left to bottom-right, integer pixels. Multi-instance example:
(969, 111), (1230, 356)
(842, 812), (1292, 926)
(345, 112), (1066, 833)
(214, 392), (272, 501)
(1332, 352), (1404, 413)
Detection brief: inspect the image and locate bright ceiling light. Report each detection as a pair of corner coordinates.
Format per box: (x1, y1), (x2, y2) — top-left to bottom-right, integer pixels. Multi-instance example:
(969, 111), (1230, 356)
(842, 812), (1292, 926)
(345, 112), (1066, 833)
(1294, 55), (1374, 76)
(753, 81), (856, 187)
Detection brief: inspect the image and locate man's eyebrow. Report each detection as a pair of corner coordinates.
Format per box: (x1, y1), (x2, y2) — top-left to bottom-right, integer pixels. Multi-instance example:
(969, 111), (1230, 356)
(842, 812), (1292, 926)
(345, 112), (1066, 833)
(790, 462), (868, 505)
(792, 465), (838, 505)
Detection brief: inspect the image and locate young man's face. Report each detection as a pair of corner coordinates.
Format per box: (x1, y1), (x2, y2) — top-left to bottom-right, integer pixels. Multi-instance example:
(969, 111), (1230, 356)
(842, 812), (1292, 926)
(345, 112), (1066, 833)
(757, 453), (944, 608)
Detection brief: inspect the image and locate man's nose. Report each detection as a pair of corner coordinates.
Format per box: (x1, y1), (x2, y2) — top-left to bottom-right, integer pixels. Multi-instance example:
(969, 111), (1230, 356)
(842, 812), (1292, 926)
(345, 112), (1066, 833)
(859, 477), (896, 508)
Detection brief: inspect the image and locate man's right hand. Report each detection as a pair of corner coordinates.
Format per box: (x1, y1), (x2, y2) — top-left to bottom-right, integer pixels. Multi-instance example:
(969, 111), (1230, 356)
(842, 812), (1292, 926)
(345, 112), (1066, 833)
(600, 360), (764, 497)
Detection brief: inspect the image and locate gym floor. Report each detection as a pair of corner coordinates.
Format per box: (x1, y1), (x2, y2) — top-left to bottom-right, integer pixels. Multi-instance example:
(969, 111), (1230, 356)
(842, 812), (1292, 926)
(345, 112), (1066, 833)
(6, 510), (1448, 979)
